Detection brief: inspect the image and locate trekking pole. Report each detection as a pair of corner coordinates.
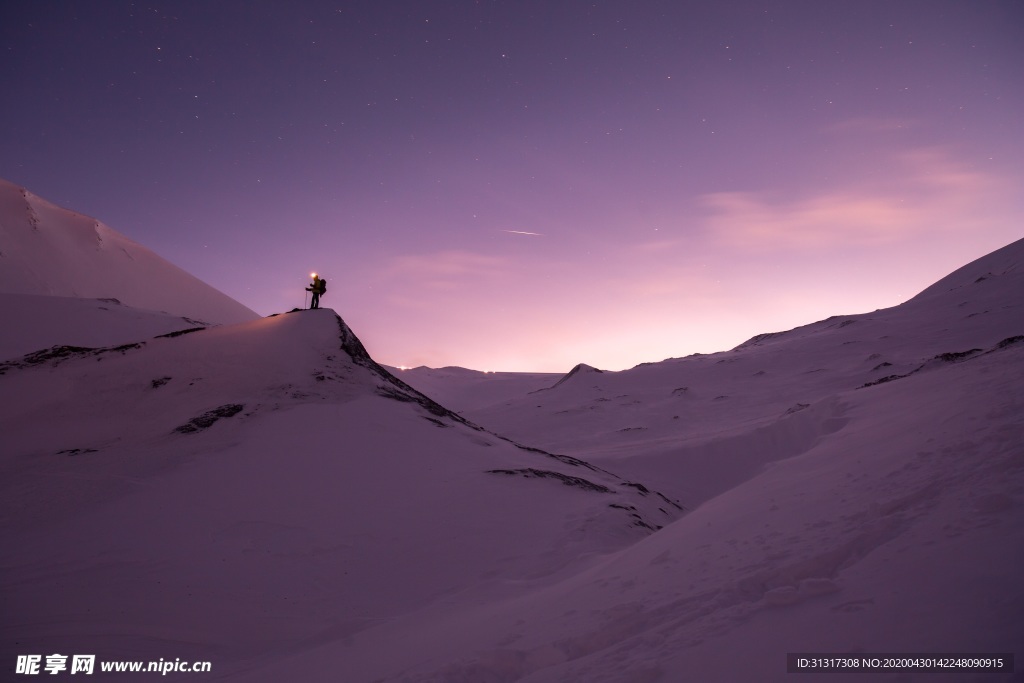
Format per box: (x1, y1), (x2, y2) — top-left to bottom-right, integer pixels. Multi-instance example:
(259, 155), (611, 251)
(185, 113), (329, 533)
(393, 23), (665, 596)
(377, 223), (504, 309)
(304, 290), (309, 310)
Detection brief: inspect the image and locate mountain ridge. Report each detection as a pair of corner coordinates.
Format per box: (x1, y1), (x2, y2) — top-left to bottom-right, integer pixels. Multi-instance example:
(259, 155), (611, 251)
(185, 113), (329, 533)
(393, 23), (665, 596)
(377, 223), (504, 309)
(0, 177), (258, 325)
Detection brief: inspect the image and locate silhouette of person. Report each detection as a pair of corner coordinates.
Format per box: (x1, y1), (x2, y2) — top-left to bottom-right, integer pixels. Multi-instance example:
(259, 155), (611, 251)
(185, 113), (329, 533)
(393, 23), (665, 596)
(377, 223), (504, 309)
(306, 274), (326, 309)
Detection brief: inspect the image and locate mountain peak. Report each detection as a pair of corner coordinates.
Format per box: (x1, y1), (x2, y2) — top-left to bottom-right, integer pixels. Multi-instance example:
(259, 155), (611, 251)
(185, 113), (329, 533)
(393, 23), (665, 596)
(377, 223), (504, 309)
(0, 178), (258, 325)
(550, 362), (605, 389)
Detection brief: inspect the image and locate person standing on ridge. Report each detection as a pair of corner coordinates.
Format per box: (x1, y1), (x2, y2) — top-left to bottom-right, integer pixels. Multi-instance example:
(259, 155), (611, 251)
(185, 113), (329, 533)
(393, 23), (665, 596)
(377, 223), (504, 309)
(306, 273), (327, 309)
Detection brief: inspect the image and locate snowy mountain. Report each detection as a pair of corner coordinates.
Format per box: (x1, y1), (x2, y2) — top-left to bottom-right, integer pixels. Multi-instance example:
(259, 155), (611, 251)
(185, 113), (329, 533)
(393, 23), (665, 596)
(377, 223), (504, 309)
(1, 215), (1021, 682)
(434, 238), (1023, 477)
(0, 178), (258, 327)
(0, 309), (682, 681)
(384, 238), (1024, 682)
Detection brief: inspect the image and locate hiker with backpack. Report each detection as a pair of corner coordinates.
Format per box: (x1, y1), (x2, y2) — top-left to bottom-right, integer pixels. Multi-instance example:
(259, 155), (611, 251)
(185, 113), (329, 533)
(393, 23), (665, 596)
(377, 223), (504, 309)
(306, 273), (327, 309)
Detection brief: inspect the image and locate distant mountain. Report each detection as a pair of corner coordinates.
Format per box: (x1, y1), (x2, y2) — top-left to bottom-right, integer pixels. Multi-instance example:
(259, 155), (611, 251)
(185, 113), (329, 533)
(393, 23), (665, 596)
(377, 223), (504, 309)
(0, 178), (258, 325)
(387, 364), (562, 413)
(459, 238), (1024, 467)
(548, 361), (605, 389)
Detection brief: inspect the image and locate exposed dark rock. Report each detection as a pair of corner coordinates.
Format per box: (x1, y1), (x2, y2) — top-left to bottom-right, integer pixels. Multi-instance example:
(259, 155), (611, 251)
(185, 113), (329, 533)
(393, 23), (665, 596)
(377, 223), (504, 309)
(936, 349), (982, 362)
(486, 468), (612, 493)
(861, 373), (911, 388)
(22, 345), (95, 364)
(90, 343), (143, 362)
(657, 491), (686, 510)
(0, 342), (144, 375)
(860, 342), (1006, 389)
(155, 327), (206, 339)
(56, 448), (98, 456)
(151, 377), (172, 389)
(174, 404), (245, 434)
(996, 335), (1023, 349)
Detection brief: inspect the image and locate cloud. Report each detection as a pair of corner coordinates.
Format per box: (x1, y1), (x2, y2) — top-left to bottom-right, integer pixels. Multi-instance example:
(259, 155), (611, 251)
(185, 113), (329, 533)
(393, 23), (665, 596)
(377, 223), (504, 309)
(702, 146), (1005, 250)
(896, 147), (996, 197)
(702, 190), (920, 248)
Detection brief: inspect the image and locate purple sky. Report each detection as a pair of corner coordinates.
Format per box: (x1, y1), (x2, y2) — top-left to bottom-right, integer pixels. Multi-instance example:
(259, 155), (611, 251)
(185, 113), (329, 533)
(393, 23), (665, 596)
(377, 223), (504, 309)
(2, 1), (1021, 371)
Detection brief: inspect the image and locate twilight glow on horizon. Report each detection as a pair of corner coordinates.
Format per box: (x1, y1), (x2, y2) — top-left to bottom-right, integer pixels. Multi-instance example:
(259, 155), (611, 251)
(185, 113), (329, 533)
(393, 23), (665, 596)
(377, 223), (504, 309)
(1, 1), (1021, 372)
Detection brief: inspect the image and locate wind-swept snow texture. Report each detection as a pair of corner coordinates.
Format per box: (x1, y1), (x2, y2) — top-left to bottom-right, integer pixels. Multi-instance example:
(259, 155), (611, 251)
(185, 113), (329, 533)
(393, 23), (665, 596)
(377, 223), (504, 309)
(0, 293), (213, 361)
(384, 238), (1023, 682)
(0, 310), (680, 681)
(0, 178), (258, 325)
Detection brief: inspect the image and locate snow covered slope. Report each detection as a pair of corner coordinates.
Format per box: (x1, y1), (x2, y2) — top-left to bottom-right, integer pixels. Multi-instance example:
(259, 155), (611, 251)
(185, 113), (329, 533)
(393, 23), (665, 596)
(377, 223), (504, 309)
(2, 238), (1021, 683)
(459, 238), (1023, 485)
(0, 178), (258, 325)
(344, 238), (1022, 682)
(376, 342), (1023, 683)
(0, 309), (680, 679)
(0, 293), (212, 361)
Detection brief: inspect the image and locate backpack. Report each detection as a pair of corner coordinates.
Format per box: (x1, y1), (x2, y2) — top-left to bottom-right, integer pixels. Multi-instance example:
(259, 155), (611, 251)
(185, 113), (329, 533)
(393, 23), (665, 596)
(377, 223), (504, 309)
(318, 278), (327, 295)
